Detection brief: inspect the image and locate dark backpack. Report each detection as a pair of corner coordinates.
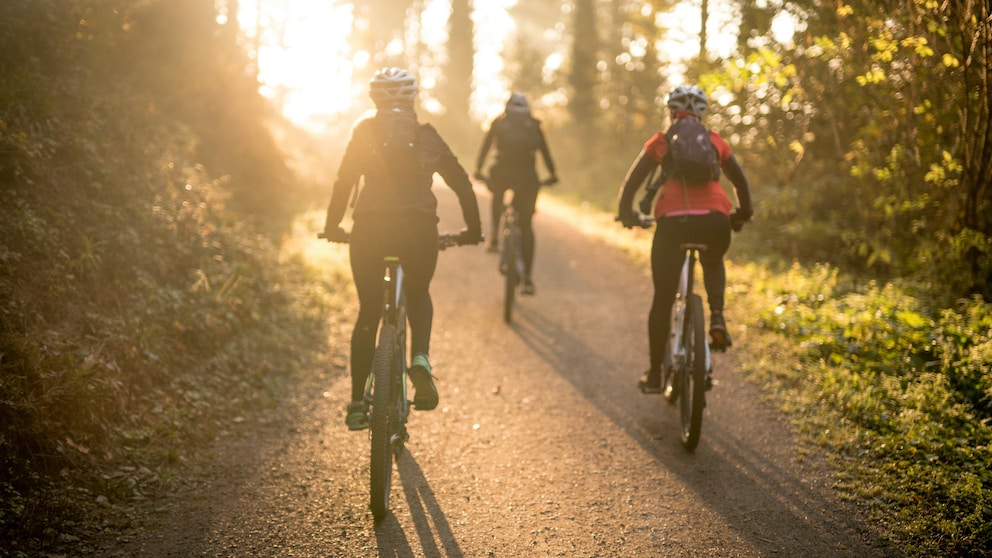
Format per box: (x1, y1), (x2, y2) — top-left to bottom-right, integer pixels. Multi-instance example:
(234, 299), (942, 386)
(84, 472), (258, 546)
(374, 107), (421, 177)
(495, 114), (540, 161)
(663, 118), (720, 185)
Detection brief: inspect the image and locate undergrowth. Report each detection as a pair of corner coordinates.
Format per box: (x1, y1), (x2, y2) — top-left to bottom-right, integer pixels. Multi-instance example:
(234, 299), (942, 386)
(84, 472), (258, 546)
(0, 3), (341, 554)
(736, 263), (992, 557)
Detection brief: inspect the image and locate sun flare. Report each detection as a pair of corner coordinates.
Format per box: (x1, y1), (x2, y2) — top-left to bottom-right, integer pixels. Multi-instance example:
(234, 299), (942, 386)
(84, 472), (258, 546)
(238, 1), (358, 128)
(238, 0), (516, 130)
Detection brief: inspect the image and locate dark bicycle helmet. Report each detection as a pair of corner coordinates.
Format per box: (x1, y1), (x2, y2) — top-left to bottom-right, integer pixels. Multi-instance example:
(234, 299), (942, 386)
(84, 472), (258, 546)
(369, 67), (418, 108)
(505, 92), (530, 115)
(666, 85), (708, 117)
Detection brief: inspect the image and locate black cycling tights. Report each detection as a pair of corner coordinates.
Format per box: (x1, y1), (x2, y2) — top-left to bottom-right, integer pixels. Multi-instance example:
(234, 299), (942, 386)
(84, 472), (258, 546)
(648, 212), (731, 373)
(349, 213), (438, 402)
(491, 186), (539, 277)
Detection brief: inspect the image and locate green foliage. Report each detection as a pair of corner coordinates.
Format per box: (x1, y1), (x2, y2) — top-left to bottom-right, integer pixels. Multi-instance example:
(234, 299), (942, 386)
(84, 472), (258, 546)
(693, 0), (992, 304)
(744, 264), (992, 556)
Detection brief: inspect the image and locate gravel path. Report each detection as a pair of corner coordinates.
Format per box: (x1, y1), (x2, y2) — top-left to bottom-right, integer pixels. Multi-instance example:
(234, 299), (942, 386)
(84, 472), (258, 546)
(109, 187), (898, 557)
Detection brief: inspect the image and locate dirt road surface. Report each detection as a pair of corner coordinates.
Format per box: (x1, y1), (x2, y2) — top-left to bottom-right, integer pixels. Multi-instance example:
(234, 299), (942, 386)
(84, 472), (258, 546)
(112, 186), (898, 557)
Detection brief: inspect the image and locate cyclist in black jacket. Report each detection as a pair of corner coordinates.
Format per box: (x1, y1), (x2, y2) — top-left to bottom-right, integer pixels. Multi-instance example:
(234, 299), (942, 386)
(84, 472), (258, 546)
(323, 68), (483, 431)
(474, 93), (558, 295)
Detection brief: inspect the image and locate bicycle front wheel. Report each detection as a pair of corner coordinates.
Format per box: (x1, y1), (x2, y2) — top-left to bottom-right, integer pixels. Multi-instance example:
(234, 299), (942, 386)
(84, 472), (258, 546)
(678, 294), (707, 451)
(369, 324), (396, 521)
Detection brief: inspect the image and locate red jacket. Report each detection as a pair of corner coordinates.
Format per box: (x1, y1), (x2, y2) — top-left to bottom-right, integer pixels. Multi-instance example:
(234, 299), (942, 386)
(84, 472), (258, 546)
(643, 126), (735, 217)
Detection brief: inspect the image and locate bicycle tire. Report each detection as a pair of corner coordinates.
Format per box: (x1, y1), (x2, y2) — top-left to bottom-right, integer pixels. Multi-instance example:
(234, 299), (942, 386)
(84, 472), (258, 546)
(504, 264), (516, 323)
(662, 303), (681, 404)
(678, 294), (707, 451)
(369, 324), (396, 521)
(502, 229), (518, 324)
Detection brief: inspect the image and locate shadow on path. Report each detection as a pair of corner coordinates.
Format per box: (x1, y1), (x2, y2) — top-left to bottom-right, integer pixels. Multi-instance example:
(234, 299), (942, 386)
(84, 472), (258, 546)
(373, 452), (465, 558)
(507, 296), (897, 557)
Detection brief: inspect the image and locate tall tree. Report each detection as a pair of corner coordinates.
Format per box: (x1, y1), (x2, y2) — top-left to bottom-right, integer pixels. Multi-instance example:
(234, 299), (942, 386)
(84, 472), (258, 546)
(602, 0), (667, 142)
(569, 0), (599, 124)
(445, 0), (473, 117)
(699, 0), (709, 62)
(353, 0), (415, 74)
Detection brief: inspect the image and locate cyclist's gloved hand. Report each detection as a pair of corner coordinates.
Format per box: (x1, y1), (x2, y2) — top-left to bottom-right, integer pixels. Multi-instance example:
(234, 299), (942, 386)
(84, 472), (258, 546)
(730, 209), (752, 232)
(457, 227), (483, 245)
(638, 195), (654, 216)
(618, 208), (641, 229)
(544, 175), (559, 186)
(322, 225), (349, 242)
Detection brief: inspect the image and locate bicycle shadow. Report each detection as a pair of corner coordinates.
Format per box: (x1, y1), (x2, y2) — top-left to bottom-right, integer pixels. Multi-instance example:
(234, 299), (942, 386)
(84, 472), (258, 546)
(506, 302), (894, 556)
(373, 452), (464, 558)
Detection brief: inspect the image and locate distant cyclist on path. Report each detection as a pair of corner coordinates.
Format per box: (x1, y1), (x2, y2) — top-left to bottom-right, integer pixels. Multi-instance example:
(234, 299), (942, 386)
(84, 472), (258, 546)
(474, 92), (558, 295)
(323, 67), (483, 430)
(617, 85), (754, 393)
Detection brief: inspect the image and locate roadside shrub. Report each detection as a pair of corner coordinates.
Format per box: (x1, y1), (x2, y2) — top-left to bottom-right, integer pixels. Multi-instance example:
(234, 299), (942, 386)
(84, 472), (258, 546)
(748, 267), (992, 557)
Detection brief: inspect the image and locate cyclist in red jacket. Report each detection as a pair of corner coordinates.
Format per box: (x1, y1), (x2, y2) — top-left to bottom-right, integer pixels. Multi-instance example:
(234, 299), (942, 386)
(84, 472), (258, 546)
(323, 68), (483, 430)
(617, 85), (753, 393)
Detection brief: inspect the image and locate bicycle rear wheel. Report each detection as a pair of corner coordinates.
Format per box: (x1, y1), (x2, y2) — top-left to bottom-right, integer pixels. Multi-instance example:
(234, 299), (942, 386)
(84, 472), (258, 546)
(369, 324), (396, 521)
(678, 294), (707, 451)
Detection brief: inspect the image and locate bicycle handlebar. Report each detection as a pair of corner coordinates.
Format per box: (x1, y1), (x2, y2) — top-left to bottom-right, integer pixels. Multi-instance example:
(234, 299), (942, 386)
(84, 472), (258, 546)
(317, 231), (349, 243)
(318, 231), (480, 250)
(615, 214), (655, 229)
(475, 174), (558, 187)
(616, 211), (752, 232)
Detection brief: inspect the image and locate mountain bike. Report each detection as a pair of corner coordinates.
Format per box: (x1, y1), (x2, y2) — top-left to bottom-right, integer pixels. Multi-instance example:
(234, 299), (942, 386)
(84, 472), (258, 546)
(318, 231), (467, 521)
(480, 176), (556, 323)
(498, 189), (525, 323)
(617, 214), (711, 452)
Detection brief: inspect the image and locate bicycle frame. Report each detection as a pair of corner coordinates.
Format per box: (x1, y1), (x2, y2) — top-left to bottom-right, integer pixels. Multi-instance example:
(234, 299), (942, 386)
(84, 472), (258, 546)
(669, 248), (712, 373)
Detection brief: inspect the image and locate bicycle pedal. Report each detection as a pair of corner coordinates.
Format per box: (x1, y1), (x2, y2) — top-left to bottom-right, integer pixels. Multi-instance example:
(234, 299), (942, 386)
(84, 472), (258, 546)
(705, 375), (716, 391)
(708, 343), (728, 353)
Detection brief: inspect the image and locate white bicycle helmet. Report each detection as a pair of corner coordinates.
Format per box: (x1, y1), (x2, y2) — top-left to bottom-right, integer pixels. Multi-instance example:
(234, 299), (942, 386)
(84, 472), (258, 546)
(505, 92), (530, 115)
(665, 85), (708, 117)
(369, 67), (418, 107)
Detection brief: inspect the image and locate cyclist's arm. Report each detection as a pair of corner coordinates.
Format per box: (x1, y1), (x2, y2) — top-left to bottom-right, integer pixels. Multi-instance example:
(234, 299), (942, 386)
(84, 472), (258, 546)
(617, 149), (658, 217)
(474, 123), (496, 176)
(721, 154), (753, 217)
(433, 130), (483, 234)
(535, 123), (557, 179)
(324, 125), (366, 229)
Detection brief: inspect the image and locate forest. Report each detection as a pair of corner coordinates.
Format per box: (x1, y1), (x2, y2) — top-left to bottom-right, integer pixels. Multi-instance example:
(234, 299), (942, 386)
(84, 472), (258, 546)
(1, 0), (989, 555)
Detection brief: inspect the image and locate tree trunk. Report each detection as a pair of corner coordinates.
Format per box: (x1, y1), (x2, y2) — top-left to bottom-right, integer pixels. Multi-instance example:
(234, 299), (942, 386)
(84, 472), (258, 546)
(700, 0), (708, 61)
(569, 0), (598, 124)
(446, 0), (474, 117)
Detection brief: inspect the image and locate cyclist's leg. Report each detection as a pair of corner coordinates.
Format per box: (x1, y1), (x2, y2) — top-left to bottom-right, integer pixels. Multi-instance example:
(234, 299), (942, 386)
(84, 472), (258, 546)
(645, 218), (683, 388)
(398, 216), (439, 357)
(346, 217), (390, 427)
(489, 183), (506, 251)
(693, 213), (732, 348)
(513, 184), (539, 289)
(397, 215), (440, 410)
